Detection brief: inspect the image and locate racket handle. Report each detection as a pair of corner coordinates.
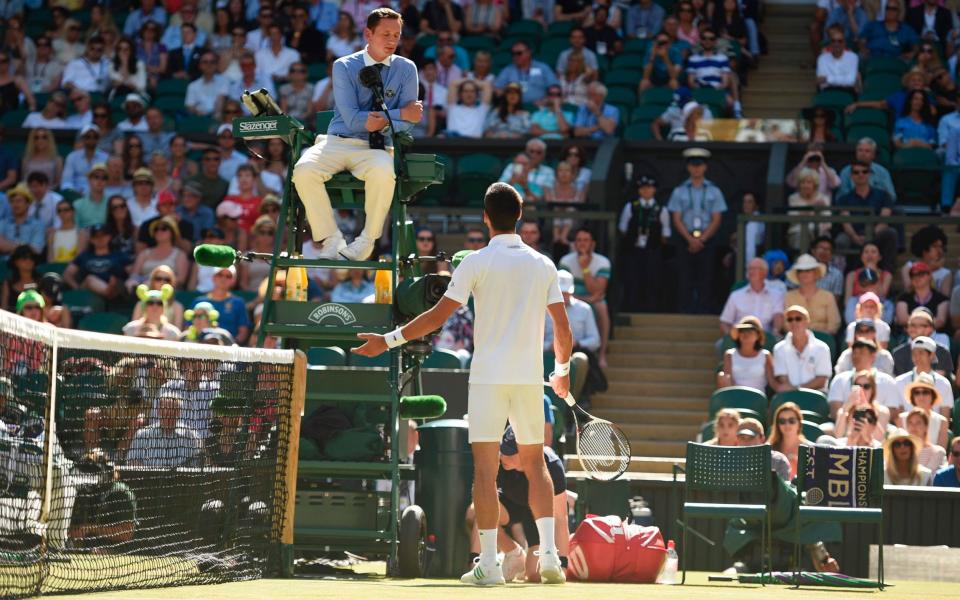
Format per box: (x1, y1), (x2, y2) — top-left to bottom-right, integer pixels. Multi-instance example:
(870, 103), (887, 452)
(544, 380), (577, 407)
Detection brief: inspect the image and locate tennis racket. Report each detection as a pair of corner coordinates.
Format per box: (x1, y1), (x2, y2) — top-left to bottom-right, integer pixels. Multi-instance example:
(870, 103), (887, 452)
(547, 382), (631, 481)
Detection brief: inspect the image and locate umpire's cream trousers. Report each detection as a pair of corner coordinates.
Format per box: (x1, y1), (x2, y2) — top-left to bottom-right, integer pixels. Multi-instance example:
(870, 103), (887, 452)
(292, 135), (396, 242)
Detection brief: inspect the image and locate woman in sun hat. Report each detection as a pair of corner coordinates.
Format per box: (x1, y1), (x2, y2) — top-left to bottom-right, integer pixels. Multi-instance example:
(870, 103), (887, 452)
(717, 315), (773, 392)
(900, 372), (949, 449)
(784, 253), (841, 334)
(884, 428), (933, 486)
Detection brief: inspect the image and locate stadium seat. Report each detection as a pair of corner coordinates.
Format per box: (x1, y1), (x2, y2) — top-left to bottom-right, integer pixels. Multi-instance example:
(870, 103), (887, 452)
(178, 114), (217, 134)
(422, 348), (463, 369)
(623, 38), (650, 55)
(350, 352), (390, 367)
(801, 420), (825, 440)
(306, 346), (347, 366)
(692, 88), (728, 115)
(605, 69), (642, 90)
(611, 54), (648, 70)
(63, 289), (106, 318)
(506, 19), (544, 37)
(459, 35), (497, 54)
(708, 386), (769, 420)
(155, 79), (189, 97)
(893, 148), (941, 211)
(623, 121), (655, 141)
(546, 21), (575, 38)
(2, 109), (27, 128)
(845, 108), (888, 130)
(863, 56), (908, 77)
(769, 389), (830, 422)
(605, 86), (637, 107)
(893, 146), (941, 169)
(77, 312), (129, 335)
(315, 110), (334, 133)
(810, 330), (837, 362)
(862, 73), (902, 97)
(681, 443), (772, 585)
(812, 89), (855, 111)
(641, 87), (674, 106)
(793, 445), (884, 589)
(499, 35), (539, 53)
(153, 95), (184, 113)
(36, 262), (68, 276)
(416, 34), (437, 49)
(307, 62), (327, 81)
(845, 125), (890, 149)
(174, 290), (202, 307)
(456, 153), (503, 206)
(492, 50), (512, 71)
(417, 153), (454, 205)
(631, 104), (665, 123)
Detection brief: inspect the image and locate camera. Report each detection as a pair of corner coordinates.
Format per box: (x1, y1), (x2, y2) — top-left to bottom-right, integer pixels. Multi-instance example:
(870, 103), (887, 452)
(852, 408), (876, 424)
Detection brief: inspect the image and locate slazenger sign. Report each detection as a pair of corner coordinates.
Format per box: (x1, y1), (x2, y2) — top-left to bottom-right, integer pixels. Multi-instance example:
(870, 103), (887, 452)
(308, 303), (357, 325)
(239, 120), (278, 133)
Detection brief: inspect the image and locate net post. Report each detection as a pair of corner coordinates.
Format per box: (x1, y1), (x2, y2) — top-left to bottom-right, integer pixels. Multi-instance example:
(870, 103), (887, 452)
(278, 349), (306, 576)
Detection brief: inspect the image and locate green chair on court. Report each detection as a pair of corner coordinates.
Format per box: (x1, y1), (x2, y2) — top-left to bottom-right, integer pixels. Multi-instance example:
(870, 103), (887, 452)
(422, 348), (463, 369)
(306, 346), (347, 366)
(681, 443), (772, 585)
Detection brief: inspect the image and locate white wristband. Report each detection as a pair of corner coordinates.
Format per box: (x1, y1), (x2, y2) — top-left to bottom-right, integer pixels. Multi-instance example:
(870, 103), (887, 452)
(384, 328), (407, 349)
(554, 360), (570, 377)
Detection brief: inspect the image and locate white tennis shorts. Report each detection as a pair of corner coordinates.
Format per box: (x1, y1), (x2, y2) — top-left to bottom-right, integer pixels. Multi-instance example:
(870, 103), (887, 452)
(468, 384), (544, 445)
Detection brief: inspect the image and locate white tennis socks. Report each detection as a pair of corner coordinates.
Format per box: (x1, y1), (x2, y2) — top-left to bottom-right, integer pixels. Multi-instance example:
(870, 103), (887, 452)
(478, 528), (498, 563)
(536, 517), (556, 553)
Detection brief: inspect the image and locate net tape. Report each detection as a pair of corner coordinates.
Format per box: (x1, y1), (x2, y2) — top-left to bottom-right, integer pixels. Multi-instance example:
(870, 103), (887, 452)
(0, 310), (295, 598)
(577, 421), (632, 481)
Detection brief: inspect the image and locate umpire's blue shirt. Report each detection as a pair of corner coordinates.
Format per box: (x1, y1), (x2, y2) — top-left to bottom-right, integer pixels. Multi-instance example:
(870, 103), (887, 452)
(327, 47), (419, 145)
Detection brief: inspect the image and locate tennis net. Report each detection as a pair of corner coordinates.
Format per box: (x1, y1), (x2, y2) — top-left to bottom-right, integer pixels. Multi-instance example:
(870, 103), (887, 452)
(0, 309), (300, 598)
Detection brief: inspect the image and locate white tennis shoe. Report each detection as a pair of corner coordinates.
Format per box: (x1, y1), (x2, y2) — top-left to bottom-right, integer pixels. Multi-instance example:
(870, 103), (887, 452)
(339, 234), (374, 261)
(317, 232), (345, 259)
(459, 558), (505, 585)
(501, 547), (526, 582)
(536, 549), (566, 584)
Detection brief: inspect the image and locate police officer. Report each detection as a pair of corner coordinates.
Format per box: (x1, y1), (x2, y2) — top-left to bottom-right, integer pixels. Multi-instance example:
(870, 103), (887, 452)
(666, 148), (727, 313)
(618, 175), (670, 312)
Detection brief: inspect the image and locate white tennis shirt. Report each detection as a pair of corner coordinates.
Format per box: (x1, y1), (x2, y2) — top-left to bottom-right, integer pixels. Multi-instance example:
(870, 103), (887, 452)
(444, 233), (564, 385)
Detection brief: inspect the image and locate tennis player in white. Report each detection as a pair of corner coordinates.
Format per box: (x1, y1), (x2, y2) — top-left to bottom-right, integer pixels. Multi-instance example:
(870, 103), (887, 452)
(353, 182), (573, 585)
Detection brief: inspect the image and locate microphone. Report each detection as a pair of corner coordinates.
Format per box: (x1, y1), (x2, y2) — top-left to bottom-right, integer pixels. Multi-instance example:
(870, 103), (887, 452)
(358, 65), (387, 111)
(399, 395), (447, 419)
(194, 244), (241, 268)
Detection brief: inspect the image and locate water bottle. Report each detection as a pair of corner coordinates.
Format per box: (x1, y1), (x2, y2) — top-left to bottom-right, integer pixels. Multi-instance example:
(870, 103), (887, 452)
(657, 540), (678, 585)
(285, 259), (308, 302)
(374, 257), (393, 304)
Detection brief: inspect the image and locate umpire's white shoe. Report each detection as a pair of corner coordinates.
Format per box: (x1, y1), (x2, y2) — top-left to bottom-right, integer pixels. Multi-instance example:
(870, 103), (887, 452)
(536, 549), (566, 584)
(460, 558), (505, 585)
(339, 234), (374, 261)
(317, 232), (345, 259)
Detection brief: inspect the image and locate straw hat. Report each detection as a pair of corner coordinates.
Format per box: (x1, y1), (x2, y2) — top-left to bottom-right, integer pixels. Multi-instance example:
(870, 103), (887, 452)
(6, 183), (34, 204)
(730, 315), (765, 346)
(148, 215), (181, 242)
(883, 428), (921, 458)
(786, 253), (826, 284)
(904, 372), (942, 407)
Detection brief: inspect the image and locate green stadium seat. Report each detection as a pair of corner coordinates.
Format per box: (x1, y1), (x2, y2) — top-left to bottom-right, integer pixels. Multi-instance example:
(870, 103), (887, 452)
(631, 104), (665, 123)
(234, 289), (257, 302)
(606, 87), (637, 108)
(641, 86), (674, 106)
(2, 109), (27, 128)
(460, 35), (497, 54)
(153, 95), (184, 113)
(538, 38), (570, 63)
(845, 108), (888, 130)
(708, 386), (769, 420)
(177, 114), (217, 134)
(506, 19), (544, 37)
(350, 352), (390, 367)
(175, 290), (203, 307)
(63, 289), (106, 317)
(812, 89), (855, 111)
(546, 21), (575, 38)
(315, 110), (334, 133)
(893, 146), (941, 169)
(859, 89), (890, 102)
(77, 312), (129, 335)
(863, 73), (902, 97)
(422, 348), (463, 369)
(307, 62), (327, 82)
(863, 56), (908, 77)
(893, 148), (942, 210)
(611, 54), (648, 70)
(416, 34), (437, 49)
(623, 38), (650, 55)
(605, 69), (642, 90)
(770, 389), (830, 422)
(456, 153), (503, 207)
(623, 122), (655, 141)
(874, 145), (891, 165)
(499, 35), (540, 53)
(418, 153), (454, 205)
(811, 330), (837, 362)
(306, 346), (347, 366)
(492, 50), (512, 71)
(36, 262), (68, 276)
(155, 79), (189, 97)
(692, 88), (728, 113)
(845, 124), (890, 149)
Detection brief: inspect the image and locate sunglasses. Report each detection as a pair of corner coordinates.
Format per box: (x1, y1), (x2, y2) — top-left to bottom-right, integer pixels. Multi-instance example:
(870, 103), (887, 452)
(152, 276), (173, 283)
(203, 156), (221, 162)
(852, 169), (869, 175)
(777, 417), (798, 425)
(94, 112), (109, 118)
(34, 134), (49, 140)
(467, 237), (485, 243)
(111, 204), (127, 210)
(912, 389), (933, 396)
(830, 37), (845, 43)
(911, 271), (930, 278)
(57, 206), (74, 213)
(134, 181), (152, 186)
(891, 440), (912, 449)
(264, 205), (280, 212)
(22, 304), (41, 311)
(512, 50), (525, 56)
(786, 316), (805, 323)
(90, 174), (107, 181)
(154, 226), (171, 232)
(145, 299), (164, 306)
(857, 383), (874, 390)
(417, 236), (434, 242)
(291, 68), (307, 73)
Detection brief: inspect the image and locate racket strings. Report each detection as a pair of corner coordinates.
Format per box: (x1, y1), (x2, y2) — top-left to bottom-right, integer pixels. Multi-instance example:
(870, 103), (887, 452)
(578, 421), (631, 480)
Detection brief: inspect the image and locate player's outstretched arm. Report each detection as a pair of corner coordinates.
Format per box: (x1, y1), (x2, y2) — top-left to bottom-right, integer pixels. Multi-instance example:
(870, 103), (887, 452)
(547, 301), (573, 399)
(353, 297), (462, 357)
